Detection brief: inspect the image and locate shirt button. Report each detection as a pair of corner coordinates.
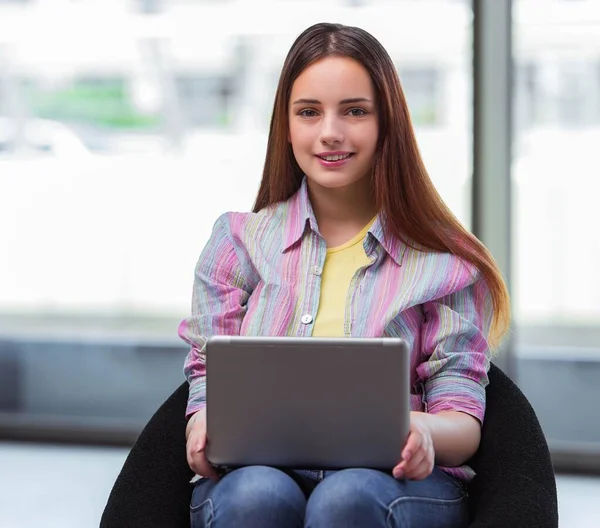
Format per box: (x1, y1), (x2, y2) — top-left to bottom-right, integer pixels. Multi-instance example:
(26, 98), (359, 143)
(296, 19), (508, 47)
(312, 265), (323, 276)
(301, 314), (314, 325)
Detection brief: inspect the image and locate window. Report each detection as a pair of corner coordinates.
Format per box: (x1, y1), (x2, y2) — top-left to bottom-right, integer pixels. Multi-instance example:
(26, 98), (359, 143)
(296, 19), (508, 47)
(513, 0), (600, 453)
(26, 77), (159, 129)
(0, 0), (473, 441)
(514, 61), (538, 132)
(175, 75), (234, 128)
(397, 67), (443, 126)
(557, 60), (597, 127)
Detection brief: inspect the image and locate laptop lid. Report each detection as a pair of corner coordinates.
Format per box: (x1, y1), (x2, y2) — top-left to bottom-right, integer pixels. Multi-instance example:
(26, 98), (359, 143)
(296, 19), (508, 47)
(205, 336), (410, 471)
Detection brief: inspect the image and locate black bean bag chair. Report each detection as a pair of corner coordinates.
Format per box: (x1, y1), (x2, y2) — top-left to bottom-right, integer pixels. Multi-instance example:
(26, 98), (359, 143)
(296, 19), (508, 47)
(100, 363), (559, 528)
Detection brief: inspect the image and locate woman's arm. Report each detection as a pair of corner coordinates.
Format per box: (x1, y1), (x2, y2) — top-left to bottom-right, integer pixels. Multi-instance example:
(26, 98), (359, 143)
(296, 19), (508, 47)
(395, 268), (494, 480)
(421, 410), (481, 466)
(179, 213), (253, 418)
(393, 410), (481, 479)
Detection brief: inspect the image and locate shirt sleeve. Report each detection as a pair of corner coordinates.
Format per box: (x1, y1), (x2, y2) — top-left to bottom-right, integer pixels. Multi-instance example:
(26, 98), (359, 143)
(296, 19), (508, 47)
(178, 213), (252, 418)
(416, 272), (494, 424)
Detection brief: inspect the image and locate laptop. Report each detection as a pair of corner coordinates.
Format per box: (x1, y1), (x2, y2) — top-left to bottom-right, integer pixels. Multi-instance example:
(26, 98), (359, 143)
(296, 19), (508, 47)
(204, 335), (410, 472)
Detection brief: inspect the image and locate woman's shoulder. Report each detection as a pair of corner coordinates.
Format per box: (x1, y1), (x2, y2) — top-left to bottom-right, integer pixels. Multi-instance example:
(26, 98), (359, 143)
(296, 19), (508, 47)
(402, 239), (471, 267)
(402, 242), (482, 292)
(211, 201), (288, 239)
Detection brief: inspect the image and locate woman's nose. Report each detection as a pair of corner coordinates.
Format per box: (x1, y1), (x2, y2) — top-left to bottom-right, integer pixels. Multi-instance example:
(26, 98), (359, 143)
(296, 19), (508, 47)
(319, 115), (345, 146)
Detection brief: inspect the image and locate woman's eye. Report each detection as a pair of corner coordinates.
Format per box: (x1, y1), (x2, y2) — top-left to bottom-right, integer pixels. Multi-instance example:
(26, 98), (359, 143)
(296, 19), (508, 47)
(348, 108), (367, 117)
(299, 109), (318, 117)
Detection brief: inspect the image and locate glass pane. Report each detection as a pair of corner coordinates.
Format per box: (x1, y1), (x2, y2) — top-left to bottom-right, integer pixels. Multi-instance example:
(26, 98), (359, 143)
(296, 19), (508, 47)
(513, 0), (600, 449)
(513, 1), (600, 331)
(0, 0), (472, 433)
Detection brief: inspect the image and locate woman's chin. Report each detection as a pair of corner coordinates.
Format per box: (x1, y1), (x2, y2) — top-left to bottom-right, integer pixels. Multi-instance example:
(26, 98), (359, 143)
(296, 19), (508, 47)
(306, 171), (367, 191)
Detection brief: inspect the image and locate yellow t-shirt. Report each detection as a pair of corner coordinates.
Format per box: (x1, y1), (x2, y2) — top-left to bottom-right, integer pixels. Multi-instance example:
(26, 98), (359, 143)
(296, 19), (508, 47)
(312, 218), (376, 337)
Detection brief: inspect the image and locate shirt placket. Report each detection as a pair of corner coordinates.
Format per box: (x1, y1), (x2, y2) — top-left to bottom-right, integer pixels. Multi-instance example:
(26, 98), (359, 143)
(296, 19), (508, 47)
(345, 241), (379, 337)
(297, 233), (326, 337)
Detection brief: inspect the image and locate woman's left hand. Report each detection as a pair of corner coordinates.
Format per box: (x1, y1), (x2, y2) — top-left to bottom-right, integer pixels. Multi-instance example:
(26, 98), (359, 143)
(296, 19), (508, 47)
(393, 411), (435, 480)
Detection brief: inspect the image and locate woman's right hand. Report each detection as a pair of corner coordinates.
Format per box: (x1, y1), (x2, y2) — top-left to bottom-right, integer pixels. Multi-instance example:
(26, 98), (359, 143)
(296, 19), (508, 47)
(185, 408), (220, 480)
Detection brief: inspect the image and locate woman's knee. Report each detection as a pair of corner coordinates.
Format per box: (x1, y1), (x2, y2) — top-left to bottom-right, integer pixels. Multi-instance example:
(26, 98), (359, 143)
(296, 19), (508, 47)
(219, 466), (305, 507)
(305, 468), (469, 528)
(197, 466), (306, 526)
(305, 469), (388, 526)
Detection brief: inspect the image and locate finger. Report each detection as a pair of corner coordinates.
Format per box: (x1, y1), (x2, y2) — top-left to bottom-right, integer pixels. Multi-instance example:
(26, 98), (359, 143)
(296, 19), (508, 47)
(392, 462), (404, 479)
(401, 431), (422, 462)
(188, 450), (204, 475)
(187, 433), (207, 472)
(407, 470), (428, 481)
(193, 433), (206, 453)
(408, 463), (435, 481)
(187, 451), (196, 473)
(394, 432), (422, 478)
(394, 450), (425, 479)
(187, 451), (204, 476)
(401, 448), (428, 476)
(189, 423), (207, 453)
(403, 444), (435, 480)
(400, 433), (430, 470)
(195, 452), (220, 481)
(187, 438), (198, 468)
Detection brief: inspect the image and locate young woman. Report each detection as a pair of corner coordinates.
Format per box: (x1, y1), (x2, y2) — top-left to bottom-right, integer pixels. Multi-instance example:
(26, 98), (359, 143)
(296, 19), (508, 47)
(179, 22), (510, 528)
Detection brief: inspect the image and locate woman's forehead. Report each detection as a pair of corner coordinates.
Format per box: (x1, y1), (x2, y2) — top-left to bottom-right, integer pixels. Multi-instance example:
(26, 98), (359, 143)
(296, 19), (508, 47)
(290, 57), (375, 101)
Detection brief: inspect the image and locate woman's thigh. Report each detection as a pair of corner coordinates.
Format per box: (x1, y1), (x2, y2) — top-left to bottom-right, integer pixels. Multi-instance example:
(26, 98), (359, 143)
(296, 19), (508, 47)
(305, 466), (469, 528)
(190, 466), (307, 528)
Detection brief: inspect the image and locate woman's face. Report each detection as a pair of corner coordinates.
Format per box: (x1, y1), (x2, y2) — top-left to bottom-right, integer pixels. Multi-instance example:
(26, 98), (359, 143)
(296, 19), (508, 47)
(288, 56), (379, 191)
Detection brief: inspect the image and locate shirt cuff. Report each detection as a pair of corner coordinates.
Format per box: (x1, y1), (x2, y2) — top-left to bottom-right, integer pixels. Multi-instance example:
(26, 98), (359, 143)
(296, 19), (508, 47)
(185, 401), (206, 421)
(424, 375), (486, 424)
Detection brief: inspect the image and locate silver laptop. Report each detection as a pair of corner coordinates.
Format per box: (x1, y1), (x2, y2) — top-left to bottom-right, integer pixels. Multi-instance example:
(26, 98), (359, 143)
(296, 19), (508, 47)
(204, 335), (410, 471)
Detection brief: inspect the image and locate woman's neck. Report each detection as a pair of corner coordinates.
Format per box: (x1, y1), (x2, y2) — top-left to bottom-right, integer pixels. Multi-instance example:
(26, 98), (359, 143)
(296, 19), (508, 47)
(307, 178), (377, 247)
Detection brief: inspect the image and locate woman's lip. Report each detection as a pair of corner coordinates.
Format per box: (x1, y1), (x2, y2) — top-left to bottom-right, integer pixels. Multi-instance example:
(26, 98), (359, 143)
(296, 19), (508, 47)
(315, 151), (353, 157)
(316, 153), (354, 168)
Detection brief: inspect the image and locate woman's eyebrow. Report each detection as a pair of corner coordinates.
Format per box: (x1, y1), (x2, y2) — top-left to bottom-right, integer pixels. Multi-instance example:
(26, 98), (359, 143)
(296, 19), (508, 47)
(291, 97), (372, 105)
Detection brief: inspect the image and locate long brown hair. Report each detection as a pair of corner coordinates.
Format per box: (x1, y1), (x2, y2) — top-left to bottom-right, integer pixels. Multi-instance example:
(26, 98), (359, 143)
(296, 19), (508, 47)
(253, 23), (510, 348)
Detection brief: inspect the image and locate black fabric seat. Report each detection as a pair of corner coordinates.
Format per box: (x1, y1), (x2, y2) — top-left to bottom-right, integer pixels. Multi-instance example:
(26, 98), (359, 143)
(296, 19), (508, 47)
(100, 363), (558, 528)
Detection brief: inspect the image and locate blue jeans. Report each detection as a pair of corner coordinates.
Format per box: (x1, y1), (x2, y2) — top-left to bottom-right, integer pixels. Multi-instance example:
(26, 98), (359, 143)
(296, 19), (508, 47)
(190, 466), (469, 527)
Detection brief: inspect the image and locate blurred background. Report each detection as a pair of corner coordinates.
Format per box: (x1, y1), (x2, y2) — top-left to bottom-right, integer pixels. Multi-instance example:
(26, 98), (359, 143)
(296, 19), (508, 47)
(0, 0), (599, 526)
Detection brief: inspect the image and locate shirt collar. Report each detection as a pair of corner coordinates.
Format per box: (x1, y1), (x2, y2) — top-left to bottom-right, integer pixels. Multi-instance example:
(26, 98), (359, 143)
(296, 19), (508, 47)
(366, 215), (406, 266)
(282, 177), (320, 252)
(282, 176), (406, 266)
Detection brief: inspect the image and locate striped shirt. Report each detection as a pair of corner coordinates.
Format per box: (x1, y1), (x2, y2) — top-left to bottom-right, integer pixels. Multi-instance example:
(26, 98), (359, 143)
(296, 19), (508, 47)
(178, 178), (494, 481)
